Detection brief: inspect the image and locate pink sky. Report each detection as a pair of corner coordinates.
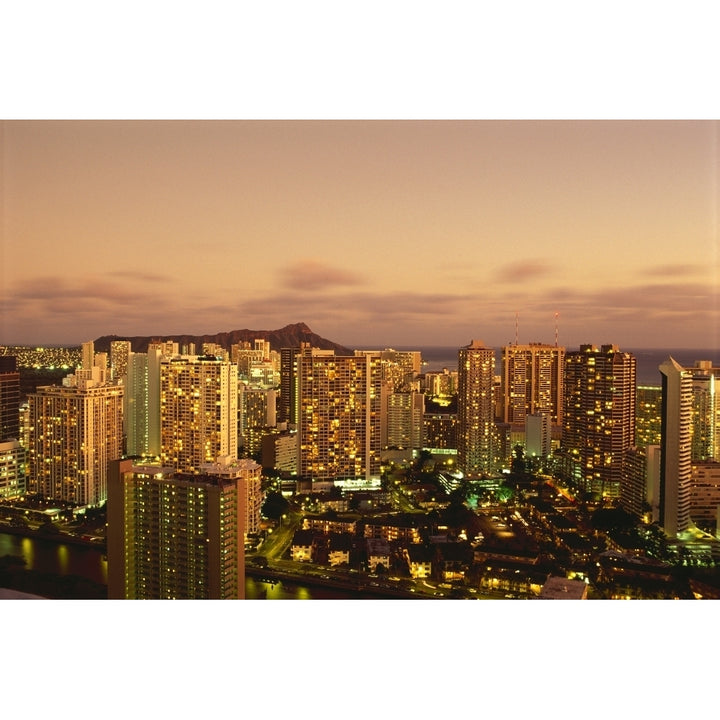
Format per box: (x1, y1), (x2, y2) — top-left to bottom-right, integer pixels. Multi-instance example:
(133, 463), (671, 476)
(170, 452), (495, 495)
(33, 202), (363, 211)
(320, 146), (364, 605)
(1, 120), (718, 350)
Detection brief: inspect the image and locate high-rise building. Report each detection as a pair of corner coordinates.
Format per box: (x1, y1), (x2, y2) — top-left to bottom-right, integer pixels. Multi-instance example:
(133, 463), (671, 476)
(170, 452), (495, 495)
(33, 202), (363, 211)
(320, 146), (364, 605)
(636, 385), (663, 449)
(297, 347), (383, 484)
(159, 355), (238, 473)
(688, 361), (718, 461)
(199, 455), (263, 539)
(621, 446), (652, 520)
(279, 346), (301, 426)
(238, 385), (276, 456)
(423, 413), (457, 452)
(125, 352), (150, 457)
(356, 349), (422, 392)
(386, 391), (425, 449)
(659, 357), (693, 536)
(0, 439), (26, 499)
(526, 413), (552, 458)
(457, 340), (496, 477)
(0, 356), (21, 442)
(110, 340), (131, 383)
(28, 370), (124, 506)
(501, 343), (565, 427)
(562, 344), (636, 498)
(107, 458), (245, 599)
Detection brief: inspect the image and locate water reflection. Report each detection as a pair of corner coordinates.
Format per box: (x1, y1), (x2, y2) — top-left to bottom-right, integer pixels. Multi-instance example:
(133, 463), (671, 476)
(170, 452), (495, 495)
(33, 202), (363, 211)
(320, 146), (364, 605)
(0, 533), (107, 586)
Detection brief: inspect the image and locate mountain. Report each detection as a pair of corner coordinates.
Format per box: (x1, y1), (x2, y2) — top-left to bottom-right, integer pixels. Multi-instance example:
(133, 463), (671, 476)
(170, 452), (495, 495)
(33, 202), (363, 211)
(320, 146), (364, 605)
(93, 322), (354, 355)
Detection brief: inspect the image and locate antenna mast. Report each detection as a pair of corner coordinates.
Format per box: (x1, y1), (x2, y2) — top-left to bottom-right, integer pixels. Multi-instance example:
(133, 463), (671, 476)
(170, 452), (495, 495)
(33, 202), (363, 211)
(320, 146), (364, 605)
(515, 311), (519, 346)
(554, 312), (559, 347)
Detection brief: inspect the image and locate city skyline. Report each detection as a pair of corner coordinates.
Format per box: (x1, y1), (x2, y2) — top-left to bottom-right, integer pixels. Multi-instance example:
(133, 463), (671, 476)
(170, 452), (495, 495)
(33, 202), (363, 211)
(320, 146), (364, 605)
(2, 120), (718, 352)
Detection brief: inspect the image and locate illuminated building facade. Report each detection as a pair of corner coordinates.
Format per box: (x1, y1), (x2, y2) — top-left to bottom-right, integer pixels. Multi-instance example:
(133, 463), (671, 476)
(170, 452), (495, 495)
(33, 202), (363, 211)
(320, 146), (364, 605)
(107, 458), (245, 599)
(0, 356), (20, 442)
(386, 391), (425, 449)
(110, 340), (131, 382)
(238, 385), (276, 456)
(659, 357), (693, 536)
(0, 440), (26, 499)
(501, 343), (565, 426)
(689, 361), (719, 461)
(279, 346), (302, 426)
(297, 347), (383, 484)
(457, 340), (496, 476)
(423, 412), (457, 451)
(0, 357), (24, 499)
(28, 373), (124, 506)
(125, 351), (149, 457)
(199, 455), (263, 539)
(160, 355), (238, 473)
(636, 385), (663, 449)
(356, 348), (422, 392)
(562, 344), (636, 498)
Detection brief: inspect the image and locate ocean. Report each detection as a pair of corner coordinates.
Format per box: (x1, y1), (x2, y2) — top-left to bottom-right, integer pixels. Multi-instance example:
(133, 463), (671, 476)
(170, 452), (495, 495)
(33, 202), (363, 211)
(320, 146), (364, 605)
(405, 346), (720, 387)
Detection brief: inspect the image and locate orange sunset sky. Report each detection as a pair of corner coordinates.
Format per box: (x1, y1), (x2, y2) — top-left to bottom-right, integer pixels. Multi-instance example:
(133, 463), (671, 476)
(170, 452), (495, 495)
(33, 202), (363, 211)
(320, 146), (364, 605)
(2, 120), (718, 351)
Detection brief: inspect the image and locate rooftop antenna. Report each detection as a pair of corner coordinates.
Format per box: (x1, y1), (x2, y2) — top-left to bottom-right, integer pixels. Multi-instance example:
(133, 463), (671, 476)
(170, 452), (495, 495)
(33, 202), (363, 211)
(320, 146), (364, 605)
(554, 312), (559, 347)
(515, 311), (519, 346)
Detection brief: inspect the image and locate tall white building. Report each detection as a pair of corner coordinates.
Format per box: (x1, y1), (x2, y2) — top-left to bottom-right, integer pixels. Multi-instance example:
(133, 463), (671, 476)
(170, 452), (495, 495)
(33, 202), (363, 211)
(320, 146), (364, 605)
(386, 391), (425, 449)
(659, 357), (693, 536)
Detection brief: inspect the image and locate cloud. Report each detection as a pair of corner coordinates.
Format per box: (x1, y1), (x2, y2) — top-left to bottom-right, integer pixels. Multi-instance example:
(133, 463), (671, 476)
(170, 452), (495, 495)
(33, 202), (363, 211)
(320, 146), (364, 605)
(644, 263), (704, 278)
(495, 259), (554, 283)
(12, 276), (159, 304)
(278, 259), (367, 291)
(113, 271), (173, 283)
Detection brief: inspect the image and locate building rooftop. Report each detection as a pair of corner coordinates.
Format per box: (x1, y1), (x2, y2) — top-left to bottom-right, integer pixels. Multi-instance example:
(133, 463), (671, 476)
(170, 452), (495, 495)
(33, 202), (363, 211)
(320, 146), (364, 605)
(538, 576), (588, 600)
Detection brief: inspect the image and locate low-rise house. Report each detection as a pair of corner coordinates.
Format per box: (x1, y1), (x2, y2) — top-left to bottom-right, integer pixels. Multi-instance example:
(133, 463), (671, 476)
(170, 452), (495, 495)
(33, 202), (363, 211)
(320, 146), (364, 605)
(290, 529), (316, 562)
(364, 514), (423, 544)
(366, 538), (392, 572)
(405, 544), (433, 579)
(303, 513), (358, 535)
(327, 533), (354, 567)
(475, 559), (548, 596)
(434, 541), (472, 581)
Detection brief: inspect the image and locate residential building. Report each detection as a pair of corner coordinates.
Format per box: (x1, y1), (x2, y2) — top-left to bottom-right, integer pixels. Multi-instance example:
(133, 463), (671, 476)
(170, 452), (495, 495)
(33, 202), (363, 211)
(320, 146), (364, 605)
(28, 368), (124, 506)
(0, 439), (26, 499)
(636, 385), (663, 449)
(159, 355), (238, 473)
(501, 342), (565, 427)
(296, 347), (383, 485)
(279, 346), (302, 426)
(199, 455), (263, 539)
(0, 356), (20, 442)
(107, 458), (245, 599)
(689, 361), (719, 461)
(659, 357), (693, 536)
(562, 344), (636, 498)
(238, 385), (276, 456)
(526, 413), (552, 458)
(110, 340), (131, 382)
(689, 461), (720, 529)
(386, 391), (424, 449)
(423, 413), (457, 452)
(0, 357), (23, 499)
(457, 340), (496, 476)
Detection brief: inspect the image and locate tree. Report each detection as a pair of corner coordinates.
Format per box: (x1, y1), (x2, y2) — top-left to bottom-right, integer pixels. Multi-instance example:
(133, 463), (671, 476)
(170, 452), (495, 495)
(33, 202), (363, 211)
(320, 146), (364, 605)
(261, 491), (290, 520)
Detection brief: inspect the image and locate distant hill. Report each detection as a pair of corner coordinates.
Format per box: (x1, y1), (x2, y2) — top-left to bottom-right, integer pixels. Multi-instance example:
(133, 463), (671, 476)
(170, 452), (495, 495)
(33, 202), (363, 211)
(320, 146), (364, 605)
(94, 322), (354, 355)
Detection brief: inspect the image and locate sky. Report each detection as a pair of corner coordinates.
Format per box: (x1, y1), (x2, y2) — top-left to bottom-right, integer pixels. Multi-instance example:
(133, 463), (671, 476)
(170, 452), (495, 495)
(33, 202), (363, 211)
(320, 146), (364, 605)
(1, 119), (719, 351)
